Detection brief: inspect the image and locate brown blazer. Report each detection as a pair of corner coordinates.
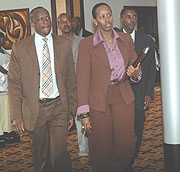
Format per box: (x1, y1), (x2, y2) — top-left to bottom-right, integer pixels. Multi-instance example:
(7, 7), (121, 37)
(8, 34), (77, 131)
(77, 32), (137, 112)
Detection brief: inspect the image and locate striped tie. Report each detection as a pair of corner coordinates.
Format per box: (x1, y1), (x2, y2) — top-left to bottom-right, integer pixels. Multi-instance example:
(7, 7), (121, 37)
(42, 38), (54, 97)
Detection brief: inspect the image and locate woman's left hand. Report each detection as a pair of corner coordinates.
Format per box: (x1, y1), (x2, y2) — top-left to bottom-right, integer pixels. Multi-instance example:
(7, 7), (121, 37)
(127, 63), (141, 77)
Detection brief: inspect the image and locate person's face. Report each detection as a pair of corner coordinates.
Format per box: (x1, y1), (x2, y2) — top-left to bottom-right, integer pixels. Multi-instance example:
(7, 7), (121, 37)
(71, 18), (80, 31)
(58, 15), (72, 34)
(31, 8), (51, 37)
(120, 10), (137, 33)
(93, 5), (113, 33)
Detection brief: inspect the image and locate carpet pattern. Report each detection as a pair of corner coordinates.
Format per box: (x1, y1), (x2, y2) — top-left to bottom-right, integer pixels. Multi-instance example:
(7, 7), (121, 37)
(133, 88), (164, 171)
(0, 87), (164, 172)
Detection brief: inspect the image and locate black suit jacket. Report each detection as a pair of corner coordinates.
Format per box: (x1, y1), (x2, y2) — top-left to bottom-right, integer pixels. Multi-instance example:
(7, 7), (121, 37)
(132, 31), (156, 111)
(120, 29), (156, 111)
(82, 29), (93, 37)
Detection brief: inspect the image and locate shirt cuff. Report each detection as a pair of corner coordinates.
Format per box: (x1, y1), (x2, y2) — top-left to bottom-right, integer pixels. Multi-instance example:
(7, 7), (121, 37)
(130, 69), (142, 83)
(77, 105), (90, 115)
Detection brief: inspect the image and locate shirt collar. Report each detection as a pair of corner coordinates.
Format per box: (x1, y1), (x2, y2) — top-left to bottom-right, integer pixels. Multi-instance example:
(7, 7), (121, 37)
(93, 28), (122, 47)
(79, 29), (83, 37)
(35, 32), (52, 42)
(123, 28), (135, 42)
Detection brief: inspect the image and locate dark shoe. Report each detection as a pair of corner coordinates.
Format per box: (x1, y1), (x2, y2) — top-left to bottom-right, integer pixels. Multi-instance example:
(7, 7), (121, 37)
(4, 132), (20, 144)
(0, 136), (5, 148)
(123, 166), (135, 172)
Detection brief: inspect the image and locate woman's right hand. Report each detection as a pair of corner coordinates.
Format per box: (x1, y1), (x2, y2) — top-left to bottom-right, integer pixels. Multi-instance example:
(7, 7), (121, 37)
(81, 117), (91, 133)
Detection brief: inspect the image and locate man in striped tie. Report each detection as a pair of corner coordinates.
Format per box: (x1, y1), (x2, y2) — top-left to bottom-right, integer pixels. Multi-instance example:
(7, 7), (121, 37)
(8, 7), (76, 172)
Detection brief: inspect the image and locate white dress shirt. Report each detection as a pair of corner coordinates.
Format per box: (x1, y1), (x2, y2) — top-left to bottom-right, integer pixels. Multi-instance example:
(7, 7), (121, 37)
(123, 29), (135, 42)
(34, 32), (59, 99)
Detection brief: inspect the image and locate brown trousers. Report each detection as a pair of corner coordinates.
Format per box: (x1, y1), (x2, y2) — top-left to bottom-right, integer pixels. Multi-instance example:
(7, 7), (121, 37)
(88, 85), (136, 172)
(28, 97), (72, 172)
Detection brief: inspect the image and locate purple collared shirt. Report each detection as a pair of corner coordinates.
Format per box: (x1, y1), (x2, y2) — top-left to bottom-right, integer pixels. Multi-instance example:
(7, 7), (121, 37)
(77, 29), (141, 115)
(93, 29), (125, 82)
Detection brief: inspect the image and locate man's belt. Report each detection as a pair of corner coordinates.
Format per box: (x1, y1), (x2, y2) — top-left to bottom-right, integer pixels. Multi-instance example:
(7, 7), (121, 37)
(39, 96), (60, 104)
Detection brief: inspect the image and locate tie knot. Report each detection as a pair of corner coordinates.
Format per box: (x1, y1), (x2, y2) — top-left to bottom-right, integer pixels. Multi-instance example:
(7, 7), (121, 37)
(43, 38), (48, 42)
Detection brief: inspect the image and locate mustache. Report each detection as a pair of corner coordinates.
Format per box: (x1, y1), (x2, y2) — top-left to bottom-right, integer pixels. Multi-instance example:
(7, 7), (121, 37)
(42, 25), (51, 29)
(63, 25), (70, 29)
(130, 21), (135, 25)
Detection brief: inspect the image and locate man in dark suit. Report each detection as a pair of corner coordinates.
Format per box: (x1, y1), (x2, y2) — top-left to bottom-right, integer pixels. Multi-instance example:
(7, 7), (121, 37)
(120, 7), (156, 163)
(71, 16), (92, 37)
(8, 7), (76, 172)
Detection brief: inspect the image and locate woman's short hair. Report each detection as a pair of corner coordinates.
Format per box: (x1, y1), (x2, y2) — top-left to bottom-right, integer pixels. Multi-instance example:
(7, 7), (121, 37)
(92, 3), (112, 19)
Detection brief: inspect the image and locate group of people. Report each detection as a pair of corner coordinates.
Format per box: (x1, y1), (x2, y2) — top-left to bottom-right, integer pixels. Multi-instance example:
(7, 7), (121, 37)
(7, 2), (156, 172)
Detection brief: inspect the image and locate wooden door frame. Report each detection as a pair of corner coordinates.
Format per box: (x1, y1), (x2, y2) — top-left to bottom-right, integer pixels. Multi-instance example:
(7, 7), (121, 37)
(51, 0), (57, 34)
(79, 0), (85, 29)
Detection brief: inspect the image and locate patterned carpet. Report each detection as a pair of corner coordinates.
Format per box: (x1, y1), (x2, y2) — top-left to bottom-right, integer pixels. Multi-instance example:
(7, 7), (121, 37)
(0, 86), (165, 172)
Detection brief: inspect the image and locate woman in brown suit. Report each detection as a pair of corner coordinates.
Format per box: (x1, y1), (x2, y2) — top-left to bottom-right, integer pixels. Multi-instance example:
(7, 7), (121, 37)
(77, 3), (141, 172)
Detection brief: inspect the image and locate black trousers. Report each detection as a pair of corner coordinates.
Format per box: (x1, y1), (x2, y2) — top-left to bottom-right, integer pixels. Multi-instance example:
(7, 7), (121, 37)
(130, 108), (145, 165)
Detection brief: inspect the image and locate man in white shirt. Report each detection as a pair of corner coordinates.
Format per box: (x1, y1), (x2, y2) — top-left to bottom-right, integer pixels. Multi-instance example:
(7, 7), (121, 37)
(8, 7), (76, 172)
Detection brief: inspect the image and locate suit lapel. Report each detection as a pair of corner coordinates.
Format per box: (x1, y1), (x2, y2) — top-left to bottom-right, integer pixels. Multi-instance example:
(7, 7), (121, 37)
(117, 38), (128, 68)
(52, 34), (65, 92)
(134, 31), (138, 50)
(52, 34), (64, 74)
(94, 36), (130, 70)
(25, 35), (40, 72)
(134, 31), (143, 56)
(94, 42), (111, 70)
(52, 35), (58, 73)
(118, 31), (131, 68)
